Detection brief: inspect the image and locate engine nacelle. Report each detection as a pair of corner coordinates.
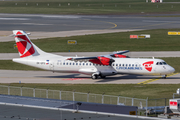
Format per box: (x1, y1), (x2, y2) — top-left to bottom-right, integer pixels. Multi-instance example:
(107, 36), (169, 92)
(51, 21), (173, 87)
(89, 56), (114, 65)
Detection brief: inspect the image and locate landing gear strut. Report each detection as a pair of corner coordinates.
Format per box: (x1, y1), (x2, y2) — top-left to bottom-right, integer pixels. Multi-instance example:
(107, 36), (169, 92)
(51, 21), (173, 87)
(91, 72), (107, 79)
(91, 74), (106, 79)
(162, 75), (167, 79)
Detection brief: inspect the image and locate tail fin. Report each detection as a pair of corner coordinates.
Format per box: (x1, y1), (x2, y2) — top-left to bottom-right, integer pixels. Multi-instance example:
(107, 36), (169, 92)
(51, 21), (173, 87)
(13, 30), (42, 58)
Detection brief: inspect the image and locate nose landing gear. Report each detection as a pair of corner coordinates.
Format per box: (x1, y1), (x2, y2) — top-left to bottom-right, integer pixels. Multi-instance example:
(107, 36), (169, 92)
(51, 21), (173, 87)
(91, 74), (98, 79)
(162, 75), (167, 79)
(91, 72), (106, 79)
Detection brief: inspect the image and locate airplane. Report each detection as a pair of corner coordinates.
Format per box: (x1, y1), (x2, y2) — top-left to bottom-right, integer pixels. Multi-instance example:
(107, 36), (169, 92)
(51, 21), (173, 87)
(12, 30), (175, 79)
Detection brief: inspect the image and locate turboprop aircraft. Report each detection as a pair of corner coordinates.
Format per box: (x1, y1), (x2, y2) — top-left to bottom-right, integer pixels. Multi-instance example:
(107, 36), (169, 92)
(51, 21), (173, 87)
(12, 30), (175, 79)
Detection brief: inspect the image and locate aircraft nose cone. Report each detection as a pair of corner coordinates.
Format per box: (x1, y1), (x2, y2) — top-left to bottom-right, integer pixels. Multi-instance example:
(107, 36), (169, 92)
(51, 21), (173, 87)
(169, 66), (175, 73)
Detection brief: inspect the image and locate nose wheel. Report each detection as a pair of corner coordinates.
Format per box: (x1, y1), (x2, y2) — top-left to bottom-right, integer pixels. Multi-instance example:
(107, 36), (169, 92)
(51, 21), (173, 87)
(92, 74), (98, 79)
(162, 75), (167, 79)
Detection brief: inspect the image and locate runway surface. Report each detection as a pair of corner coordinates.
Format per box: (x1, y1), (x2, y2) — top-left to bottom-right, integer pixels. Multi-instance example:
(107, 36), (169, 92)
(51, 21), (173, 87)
(1, 13), (180, 41)
(0, 70), (179, 84)
(1, 13), (180, 32)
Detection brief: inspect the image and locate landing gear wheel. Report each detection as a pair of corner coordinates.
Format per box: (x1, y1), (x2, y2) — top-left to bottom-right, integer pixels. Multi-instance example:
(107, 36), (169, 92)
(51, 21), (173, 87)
(162, 75), (167, 79)
(92, 75), (98, 79)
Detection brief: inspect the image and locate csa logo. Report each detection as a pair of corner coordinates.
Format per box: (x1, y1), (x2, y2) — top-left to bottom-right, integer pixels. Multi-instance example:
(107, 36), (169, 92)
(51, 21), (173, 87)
(143, 61), (154, 72)
(15, 31), (35, 58)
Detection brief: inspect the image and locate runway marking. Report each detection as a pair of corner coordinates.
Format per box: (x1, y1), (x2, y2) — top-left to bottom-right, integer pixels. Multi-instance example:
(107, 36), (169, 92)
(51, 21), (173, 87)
(81, 18), (117, 30)
(103, 21), (117, 29)
(98, 21), (117, 29)
(21, 23), (52, 26)
(137, 73), (179, 84)
(0, 18), (29, 20)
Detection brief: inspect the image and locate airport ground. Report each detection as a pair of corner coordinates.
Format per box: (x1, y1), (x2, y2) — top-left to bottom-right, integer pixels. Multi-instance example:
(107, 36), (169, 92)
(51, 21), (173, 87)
(0, 13), (180, 85)
(0, 0), (180, 15)
(0, 69), (179, 85)
(1, 1), (180, 120)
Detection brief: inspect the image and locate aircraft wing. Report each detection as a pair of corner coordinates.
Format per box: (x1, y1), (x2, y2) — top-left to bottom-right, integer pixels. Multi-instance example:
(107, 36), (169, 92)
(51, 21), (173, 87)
(67, 50), (129, 65)
(109, 50), (130, 58)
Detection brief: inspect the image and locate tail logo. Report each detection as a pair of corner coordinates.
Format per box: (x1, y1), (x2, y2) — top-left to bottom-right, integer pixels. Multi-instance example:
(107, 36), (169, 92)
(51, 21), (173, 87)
(143, 61), (154, 72)
(15, 31), (35, 58)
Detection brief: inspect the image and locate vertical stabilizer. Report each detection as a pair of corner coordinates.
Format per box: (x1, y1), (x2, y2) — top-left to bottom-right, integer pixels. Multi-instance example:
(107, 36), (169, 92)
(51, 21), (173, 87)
(13, 30), (44, 58)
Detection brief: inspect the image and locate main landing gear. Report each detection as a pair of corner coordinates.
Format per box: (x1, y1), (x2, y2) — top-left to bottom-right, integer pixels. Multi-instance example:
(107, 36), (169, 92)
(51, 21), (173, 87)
(91, 72), (106, 79)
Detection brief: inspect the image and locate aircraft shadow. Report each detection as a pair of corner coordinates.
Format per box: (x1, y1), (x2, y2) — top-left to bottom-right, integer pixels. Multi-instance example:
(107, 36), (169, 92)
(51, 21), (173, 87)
(35, 74), (89, 79)
(35, 74), (180, 83)
(97, 75), (180, 83)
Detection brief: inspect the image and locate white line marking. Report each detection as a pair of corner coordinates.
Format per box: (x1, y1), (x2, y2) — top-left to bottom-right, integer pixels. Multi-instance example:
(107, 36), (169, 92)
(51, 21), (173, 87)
(143, 20), (180, 23)
(21, 23), (52, 25)
(0, 18), (29, 20)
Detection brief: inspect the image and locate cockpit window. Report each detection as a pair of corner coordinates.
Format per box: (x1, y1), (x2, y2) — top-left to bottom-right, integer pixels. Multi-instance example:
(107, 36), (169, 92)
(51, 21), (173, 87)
(156, 62), (167, 65)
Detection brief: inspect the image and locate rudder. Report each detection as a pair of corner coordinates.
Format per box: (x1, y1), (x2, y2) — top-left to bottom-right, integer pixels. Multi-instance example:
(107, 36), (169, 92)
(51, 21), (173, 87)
(13, 30), (39, 58)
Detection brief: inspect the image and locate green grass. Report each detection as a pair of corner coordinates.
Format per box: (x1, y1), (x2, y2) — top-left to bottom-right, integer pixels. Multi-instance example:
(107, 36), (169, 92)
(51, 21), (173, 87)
(0, 0), (180, 15)
(0, 57), (180, 72)
(1, 29), (180, 53)
(0, 60), (42, 71)
(0, 83), (179, 100)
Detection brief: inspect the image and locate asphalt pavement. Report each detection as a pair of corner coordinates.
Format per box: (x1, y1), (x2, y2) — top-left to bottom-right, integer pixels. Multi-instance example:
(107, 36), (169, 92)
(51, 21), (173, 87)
(1, 13), (180, 42)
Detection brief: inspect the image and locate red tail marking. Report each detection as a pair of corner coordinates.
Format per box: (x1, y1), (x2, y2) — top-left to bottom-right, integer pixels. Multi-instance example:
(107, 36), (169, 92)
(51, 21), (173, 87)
(16, 31), (23, 35)
(143, 61), (154, 72)
(15, 32), (35, 58)
(16, 41), (27, 54)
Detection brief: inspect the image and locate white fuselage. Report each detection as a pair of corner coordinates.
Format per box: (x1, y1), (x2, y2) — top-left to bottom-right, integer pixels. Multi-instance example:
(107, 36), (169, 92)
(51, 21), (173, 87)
(12, 30), (175, 79)
(13, 54), (175, 77)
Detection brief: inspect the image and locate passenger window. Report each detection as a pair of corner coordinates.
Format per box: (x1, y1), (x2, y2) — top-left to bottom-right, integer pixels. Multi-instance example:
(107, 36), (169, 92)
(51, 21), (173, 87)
(160, 62), (162, 65)
(90, 63), (91, 66)
(126, 64), (128, 66)
(132, 64), (134, 67)
(116, 64), (118, 66)
(129, 64), (131, 67)
(156, 62), (159, 65)
(76, 63), (78, 65)
(122, 64), (124, 66)
(86, 63), (88, 65)
(66, 63), (68, 65)
(112, 64), (114, 66)
(63, 63), (65, 65)
(83, 63), (85, 66)
(119, 64), (121, 66)
(79, 63), (81, 65)
(70, 63), (71, 65)
(73, 63), (75, 65)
